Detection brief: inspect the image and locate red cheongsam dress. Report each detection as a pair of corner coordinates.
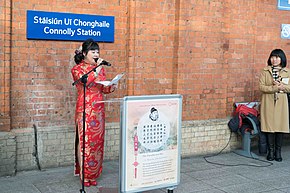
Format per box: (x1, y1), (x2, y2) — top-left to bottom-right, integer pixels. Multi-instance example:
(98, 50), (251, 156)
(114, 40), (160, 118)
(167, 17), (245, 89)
(71, 61), (114, 182)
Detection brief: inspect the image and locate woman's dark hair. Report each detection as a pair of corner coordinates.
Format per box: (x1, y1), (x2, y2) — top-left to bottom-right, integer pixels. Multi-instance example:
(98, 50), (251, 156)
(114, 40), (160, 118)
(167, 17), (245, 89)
(267, 49), (287, 68)
(74, 38), (100, 64)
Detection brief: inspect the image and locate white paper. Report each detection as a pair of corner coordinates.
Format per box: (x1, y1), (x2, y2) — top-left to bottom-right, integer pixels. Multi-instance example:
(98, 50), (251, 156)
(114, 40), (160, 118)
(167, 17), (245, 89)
(282, 78), (289, 84)
(97, 72), (125, 86)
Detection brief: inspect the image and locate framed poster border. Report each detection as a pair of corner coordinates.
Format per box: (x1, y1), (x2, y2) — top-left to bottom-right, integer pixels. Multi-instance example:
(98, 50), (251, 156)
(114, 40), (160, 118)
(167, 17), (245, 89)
(119, 94), (182, 193)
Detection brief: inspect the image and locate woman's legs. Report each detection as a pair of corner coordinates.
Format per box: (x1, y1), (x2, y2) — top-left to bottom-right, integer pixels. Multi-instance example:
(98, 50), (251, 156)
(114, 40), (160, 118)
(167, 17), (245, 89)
(275, 132), (283, 162)
(267, 133), (275, 161)
(75, 118), (91, 187)
(267, 132), (283, 162)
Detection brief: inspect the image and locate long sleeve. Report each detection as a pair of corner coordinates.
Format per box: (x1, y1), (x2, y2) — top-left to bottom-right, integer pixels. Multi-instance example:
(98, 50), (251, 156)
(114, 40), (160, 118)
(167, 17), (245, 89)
(71, 64), (104, 86)
(259, 69), (279, 94)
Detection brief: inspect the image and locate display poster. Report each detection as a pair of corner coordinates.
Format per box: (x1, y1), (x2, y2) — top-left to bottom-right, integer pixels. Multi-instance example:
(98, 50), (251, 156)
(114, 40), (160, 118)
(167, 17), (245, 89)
(120, 95), (182, 193)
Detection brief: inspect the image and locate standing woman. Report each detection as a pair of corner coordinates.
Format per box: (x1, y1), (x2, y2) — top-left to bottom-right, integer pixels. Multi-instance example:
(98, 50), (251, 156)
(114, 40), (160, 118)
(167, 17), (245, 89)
(71, 38), (116, 186)
(259, 49), (290, 162)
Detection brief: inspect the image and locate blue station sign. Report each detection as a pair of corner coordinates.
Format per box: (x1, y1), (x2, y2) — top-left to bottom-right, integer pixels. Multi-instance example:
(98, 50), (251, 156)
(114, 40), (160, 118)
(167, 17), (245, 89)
(27, 10), (115, 42)
(278, 0), (290, 10)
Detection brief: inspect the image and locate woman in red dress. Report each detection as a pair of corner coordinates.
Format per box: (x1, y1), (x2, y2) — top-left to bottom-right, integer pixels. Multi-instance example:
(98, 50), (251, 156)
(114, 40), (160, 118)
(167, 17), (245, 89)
(71, 39), (116, 187)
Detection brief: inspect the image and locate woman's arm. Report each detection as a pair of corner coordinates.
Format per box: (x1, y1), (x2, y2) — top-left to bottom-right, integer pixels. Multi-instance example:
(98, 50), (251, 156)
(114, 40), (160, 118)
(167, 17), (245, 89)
(259, 70), (279, 94)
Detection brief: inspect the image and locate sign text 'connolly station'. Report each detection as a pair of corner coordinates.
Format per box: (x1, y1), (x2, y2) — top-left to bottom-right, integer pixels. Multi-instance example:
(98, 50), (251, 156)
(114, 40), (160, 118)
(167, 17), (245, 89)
(27, 10), (115, 42)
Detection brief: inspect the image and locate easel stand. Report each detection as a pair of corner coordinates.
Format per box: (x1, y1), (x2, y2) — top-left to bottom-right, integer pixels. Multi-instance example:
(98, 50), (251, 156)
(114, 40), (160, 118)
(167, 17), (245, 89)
(72, 63), (103, 193)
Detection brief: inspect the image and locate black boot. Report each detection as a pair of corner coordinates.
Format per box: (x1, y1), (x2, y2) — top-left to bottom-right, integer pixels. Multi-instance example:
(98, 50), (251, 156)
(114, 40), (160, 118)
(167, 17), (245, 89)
(267, 133), (275, 161)
(275, 133), (283, 162)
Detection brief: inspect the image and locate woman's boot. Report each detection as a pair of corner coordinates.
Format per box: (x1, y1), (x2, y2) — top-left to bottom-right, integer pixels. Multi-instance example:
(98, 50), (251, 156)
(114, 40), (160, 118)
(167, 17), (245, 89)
(267, 133), (275, 161)
(275, 133), (283, 162)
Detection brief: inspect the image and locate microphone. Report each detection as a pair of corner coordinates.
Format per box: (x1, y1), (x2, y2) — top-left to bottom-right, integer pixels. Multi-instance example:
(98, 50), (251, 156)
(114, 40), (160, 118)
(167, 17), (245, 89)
(94, 58), (112, 66)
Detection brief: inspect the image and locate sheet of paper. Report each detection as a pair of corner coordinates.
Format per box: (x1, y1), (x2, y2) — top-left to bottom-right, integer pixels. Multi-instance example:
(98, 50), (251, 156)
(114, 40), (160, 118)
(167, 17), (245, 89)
(282, 78), (289, 84)
(97, 72), (125, 86)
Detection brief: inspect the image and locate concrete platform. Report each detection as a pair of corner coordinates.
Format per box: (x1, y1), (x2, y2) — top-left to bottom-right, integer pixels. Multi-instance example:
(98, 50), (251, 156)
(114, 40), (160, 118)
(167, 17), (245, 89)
(1, 145), (290, 193)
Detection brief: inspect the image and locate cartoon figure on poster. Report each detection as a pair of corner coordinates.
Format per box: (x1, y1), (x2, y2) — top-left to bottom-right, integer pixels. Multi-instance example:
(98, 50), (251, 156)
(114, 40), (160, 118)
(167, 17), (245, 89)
(136, 107), (173, 153)
(149, 107), (159, 121)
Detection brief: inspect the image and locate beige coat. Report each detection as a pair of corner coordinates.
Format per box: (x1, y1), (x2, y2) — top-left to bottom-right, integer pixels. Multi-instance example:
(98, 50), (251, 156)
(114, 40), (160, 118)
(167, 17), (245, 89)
(259, 66), (290, 133)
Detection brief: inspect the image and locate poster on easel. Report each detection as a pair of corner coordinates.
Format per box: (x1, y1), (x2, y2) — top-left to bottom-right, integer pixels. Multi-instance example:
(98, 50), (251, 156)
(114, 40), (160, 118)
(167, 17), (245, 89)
(120, 94), (182, 193)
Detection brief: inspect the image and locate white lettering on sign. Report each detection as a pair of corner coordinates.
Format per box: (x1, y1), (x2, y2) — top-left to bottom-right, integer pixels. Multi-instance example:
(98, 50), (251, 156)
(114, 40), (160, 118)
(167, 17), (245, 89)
(42, 27), (101, 37)
(34, 16), (63, 25)
(73, 19), (110, 29)
(44, 27), (75, 36)
(64, 18), (72, 25)
(76, 29), (101, 36)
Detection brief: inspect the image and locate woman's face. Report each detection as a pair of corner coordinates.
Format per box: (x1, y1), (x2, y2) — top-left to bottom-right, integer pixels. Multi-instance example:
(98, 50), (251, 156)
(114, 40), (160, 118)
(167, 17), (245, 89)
(84, 49), (100, 64)
(270, 55), (281, 67)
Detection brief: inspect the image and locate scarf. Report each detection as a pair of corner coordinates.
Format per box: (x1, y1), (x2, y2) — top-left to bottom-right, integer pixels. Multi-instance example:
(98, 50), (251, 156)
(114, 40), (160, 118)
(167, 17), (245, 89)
(272, 66), (282, 104)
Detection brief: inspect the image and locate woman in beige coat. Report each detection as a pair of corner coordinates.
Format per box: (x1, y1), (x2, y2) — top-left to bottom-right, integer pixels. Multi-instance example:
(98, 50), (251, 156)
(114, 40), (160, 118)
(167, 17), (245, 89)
(259, 49), (290, 162)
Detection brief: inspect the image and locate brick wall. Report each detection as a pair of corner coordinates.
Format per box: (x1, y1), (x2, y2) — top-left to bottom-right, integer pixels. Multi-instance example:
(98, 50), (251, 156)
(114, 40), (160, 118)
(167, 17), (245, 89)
(3, 0), (290, 129)
(0, 0), (12, 131)
(1, 0), (290, 174)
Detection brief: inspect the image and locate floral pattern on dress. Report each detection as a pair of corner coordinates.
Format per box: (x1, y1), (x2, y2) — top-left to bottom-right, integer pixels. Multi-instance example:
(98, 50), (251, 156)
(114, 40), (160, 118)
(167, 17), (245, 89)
(71, 61), (114, 182)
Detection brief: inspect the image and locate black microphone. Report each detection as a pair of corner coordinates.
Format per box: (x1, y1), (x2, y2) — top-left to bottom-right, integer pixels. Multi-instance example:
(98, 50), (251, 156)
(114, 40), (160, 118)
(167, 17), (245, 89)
(94, 58), (112, 66)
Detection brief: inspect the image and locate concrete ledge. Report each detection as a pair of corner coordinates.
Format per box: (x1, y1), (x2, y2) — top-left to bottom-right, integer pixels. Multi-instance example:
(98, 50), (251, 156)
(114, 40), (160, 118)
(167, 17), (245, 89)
(0, 132), (16, 176)
(0, 118), (241, 177)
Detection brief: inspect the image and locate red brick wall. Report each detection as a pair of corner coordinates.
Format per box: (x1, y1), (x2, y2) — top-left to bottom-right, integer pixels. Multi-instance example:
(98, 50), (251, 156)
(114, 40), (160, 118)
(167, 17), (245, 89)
(0, 0), (12, 131)
(1, 0), (290, 131)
